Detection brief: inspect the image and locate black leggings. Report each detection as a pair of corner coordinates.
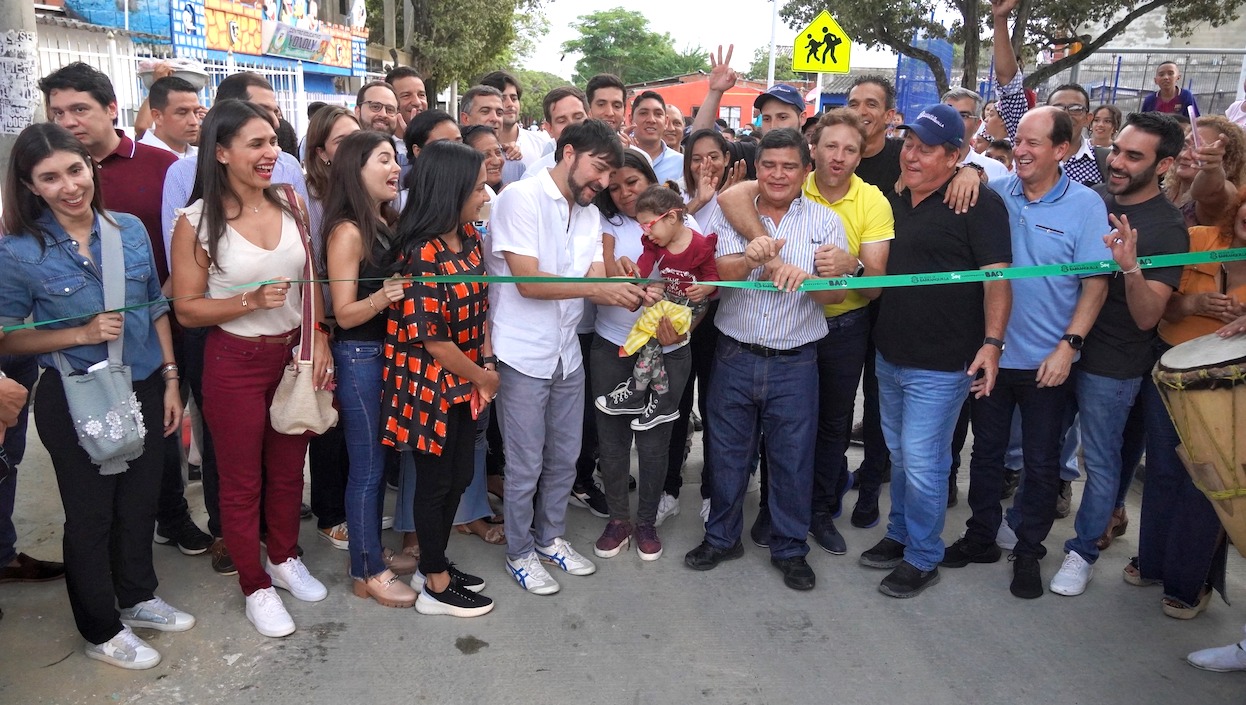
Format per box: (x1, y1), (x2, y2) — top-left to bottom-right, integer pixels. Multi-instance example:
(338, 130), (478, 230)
(411, 403), (476, 575)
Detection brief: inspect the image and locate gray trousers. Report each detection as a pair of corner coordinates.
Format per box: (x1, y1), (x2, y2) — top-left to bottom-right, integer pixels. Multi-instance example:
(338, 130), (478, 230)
(498, 360), (584, 559)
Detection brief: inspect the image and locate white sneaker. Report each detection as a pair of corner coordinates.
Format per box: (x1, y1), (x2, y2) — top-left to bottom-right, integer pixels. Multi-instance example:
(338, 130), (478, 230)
(267, 556), (328, 602)
(506, 552), (560, 595)
(1050, 550), (1094, 596)
(119, 596), (196, 632)
(84, 626), (161, 669)
(1188, 642), (1246, 672)
(245, 586), (296, 637)
(655, 493), (681, 527)
(536, 537), (597, 576)
(381, 515), (394, 530)
(996, 519), (1018, 551)
(746, 472), (760, 494)
(700, 498), (711, 523)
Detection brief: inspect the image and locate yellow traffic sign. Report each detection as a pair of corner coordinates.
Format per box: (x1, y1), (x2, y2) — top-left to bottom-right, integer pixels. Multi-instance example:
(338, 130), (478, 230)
(792, 10), (851, 74)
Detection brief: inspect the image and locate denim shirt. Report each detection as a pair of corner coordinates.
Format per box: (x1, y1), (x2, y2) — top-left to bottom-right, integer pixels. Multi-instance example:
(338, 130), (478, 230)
(0, 210), (169, 378)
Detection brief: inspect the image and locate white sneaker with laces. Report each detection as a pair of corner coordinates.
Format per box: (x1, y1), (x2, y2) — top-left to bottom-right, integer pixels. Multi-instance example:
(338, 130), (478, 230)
(1050, 550), (1093, 596)
(84, 626), (161, 669)
(996, 518), (1018, 551)
(1188, 641), (1246, 672)
(536, 537), (597, 576)
(119, 596), (196, 632)
(655, 493), (681, 526)
(245, 586), (296, 637)
(267, 556), (328, 601)
(700, 498), (711, 523)
(506, 552), (560, 595)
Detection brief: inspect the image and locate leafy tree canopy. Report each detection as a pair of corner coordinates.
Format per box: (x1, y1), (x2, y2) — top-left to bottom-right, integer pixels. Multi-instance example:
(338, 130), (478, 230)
(561, 8), (709, 85)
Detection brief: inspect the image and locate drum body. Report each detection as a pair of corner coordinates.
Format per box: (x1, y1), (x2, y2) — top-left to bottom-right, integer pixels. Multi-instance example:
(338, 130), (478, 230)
(1154, 332), (1246, 557)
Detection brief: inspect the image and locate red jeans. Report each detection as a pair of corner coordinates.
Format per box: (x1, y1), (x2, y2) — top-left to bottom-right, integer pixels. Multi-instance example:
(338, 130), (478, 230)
(203, 329), (309, 595)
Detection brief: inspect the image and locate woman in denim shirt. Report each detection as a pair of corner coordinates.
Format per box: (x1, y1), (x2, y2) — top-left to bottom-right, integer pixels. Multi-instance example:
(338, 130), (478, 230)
(0, 123), (192, 670)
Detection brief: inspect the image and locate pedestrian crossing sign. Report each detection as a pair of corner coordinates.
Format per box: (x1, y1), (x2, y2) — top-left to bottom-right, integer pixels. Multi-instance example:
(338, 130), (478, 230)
(792, 11), (852, 74)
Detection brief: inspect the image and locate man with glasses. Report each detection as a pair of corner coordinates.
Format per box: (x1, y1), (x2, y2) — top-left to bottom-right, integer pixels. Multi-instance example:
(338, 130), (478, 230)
(943, 87), (1009, 182)
(355, 81), (399, 136)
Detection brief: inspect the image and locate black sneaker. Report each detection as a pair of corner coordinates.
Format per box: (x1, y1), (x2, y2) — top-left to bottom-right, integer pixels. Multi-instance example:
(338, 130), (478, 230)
(1010, 554), (1044, 599)
(947, 480), (959, 508)
(691, 412), (703, 432)
(851, 485), (881, 529)
(771, 555), (816, 590)
(186, 463), (202, 482)
(684, 540), (744, 571)
(941, 537), (1002, 568)
(595, 379), (647, 415)
(879, 561), (940, 598)
(1002, 469), (1020, 499)
(860, 537), (906, 569)
(300, 503), (313, 520)
(1055, 480), (1072, 519)
(750, 505), (771, 548)
(415, 564), (486, 593)
(849, 421), (864, 446)
(415, 581), (494, 617)
(630, 391), (680, 431)
(154, 516), (213, 556)
(570, 482), (609, 518)
(809, 513), (847, 555)
(210, 538), (237, 576)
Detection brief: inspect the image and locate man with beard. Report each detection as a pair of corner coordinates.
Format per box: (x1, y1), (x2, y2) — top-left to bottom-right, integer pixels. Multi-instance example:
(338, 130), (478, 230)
(480, 70), (551, 187)
(354, 80), (399, 137)
(487, 119), (657, 596)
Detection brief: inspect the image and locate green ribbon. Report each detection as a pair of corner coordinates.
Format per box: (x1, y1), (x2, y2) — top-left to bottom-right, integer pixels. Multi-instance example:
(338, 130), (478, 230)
(4, 248), (1246, 334)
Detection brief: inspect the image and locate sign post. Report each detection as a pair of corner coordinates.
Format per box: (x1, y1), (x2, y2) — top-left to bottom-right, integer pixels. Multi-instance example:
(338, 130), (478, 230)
(792, 10), (852, 74)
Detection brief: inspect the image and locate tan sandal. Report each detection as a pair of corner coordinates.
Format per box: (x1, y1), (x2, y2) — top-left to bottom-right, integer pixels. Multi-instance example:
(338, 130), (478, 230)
(1162, 589), (1212, 620)
(1122, 557), (1159, 587)
(352, 569), (416, 608)
(456, 518), (506, 545)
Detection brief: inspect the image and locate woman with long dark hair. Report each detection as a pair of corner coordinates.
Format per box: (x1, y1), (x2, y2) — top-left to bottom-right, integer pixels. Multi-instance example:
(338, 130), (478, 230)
(461, 124), (505, 195)
(320, 130), (416, 607)
(383, 140), (497, 617)
(303, 105), (360, 245)
(170, 99), (332, 638)
(0, 123), (191, 668)
(681, 128), (738, 226)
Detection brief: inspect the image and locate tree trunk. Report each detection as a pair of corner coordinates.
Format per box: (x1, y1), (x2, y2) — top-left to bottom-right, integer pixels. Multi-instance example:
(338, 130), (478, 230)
(961, 0), (980, 89)
(382, 0), (395, 48)
(403, 0), (414, 49)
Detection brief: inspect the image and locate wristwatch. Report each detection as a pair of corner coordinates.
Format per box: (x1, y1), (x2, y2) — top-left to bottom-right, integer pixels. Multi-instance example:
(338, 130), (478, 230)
(851, 259), (865, 277)
(1060, 333), (1085, 350)
(983, 337), (1005, 351)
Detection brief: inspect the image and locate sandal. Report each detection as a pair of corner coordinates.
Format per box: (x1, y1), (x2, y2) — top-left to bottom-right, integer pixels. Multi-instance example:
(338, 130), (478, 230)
(1122, 557), (1159, 587)
(1162, 588), (1212, 620)
(456, 518), (506, 545)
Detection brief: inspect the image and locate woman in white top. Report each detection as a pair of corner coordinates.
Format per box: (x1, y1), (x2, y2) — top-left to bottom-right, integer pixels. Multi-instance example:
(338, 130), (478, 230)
(170, 99), (332, 639)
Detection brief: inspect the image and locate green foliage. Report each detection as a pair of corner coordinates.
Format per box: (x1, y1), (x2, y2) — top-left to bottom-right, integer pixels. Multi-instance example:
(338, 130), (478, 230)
(746, 46), (799, 82)
(513, 68), (572, 124)
(561, 8), (709, 84)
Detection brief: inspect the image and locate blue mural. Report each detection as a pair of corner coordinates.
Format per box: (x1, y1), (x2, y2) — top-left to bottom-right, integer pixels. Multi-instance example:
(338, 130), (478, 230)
(64, 0), (173, 39)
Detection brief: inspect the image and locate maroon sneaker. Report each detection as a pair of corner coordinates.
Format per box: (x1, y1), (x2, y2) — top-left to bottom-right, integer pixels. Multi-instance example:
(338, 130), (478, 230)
(593, 520), (632, 558)
(635, 523), (663, 561)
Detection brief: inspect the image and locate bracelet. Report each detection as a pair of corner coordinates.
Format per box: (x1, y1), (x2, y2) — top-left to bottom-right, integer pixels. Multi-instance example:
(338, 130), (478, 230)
(160, 363), (179, 377)
(241, 292), (249, 309)
(314, 321), (332, 337)
(1121, 264), (1141, 275)
(367, 294), (379, 312)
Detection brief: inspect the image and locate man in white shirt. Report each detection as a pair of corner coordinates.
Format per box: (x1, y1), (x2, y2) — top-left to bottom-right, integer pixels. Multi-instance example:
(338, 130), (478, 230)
(137, 76), (201, 159)
(480, 70), (552, 186)
(488, 119), (657, 596)
(521, 87), (590, 180)
(943, 87), (1010, 182)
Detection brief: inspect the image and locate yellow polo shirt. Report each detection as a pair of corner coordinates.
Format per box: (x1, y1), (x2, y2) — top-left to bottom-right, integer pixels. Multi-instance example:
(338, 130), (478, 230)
(802, 171), (895, 317)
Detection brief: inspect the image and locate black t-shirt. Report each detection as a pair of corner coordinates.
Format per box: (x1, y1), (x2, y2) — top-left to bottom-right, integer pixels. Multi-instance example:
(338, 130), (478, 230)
(334, 231), (393, 342)
(874, 179), (1013, 372)
(855, 138), (903, 192)
(1079, 188), (1188, 379)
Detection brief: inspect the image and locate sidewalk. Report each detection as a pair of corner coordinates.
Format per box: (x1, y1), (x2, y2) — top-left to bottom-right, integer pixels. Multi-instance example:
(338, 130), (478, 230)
(1, 427), (1243, 705)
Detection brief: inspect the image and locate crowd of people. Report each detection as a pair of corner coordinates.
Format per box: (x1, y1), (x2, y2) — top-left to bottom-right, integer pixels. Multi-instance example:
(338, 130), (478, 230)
(5, 0), (1246, 674)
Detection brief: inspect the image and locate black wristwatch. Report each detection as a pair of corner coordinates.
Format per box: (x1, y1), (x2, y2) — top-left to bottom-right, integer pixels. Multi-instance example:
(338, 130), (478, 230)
(851, 259), (865, 277)
(983, 337), (1005, 351)
(1060, 333), (1084, 350)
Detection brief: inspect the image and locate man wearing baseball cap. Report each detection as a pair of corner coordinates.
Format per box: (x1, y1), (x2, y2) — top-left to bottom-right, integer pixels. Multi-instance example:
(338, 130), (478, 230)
(858, 103), (1013, 599)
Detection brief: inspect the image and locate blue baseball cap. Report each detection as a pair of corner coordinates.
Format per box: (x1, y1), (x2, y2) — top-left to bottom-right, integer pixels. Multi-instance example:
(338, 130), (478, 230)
(900, 104), (964, 149)
(754, 84), (805, 112)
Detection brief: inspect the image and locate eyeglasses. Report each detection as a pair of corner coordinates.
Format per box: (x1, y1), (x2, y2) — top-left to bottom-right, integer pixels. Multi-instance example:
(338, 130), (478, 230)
(639, 208), (680, 234)
(957, 111), (978, 120)
(1050, 104), (1088, 115)
(361, 100), (398, 116)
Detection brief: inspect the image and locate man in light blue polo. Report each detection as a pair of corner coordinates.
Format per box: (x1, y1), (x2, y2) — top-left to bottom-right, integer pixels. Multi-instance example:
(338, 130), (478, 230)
(941, 106), (1110, 600)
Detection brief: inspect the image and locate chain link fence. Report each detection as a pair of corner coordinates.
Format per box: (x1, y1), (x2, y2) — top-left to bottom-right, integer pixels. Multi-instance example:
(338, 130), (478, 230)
(1038, 50), (1246, 115)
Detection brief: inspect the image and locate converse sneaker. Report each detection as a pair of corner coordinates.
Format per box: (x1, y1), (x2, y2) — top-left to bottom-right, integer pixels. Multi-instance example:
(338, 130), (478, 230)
(154, 515), (213, 556)
(635, 523), (663, 561)
(630, 392), (680, 431)
(245, 586), (296, 637)
(1188, 641), (1246, 672)
(506, 552), (560, 595)
(267, 556), (328, 602)
(318, 521), (349, 550)
(594, 519), (633, 558)
(84, 626), (161, 669)
(414, 564), (485, 593)
(536, 537), (597, 576)
(570, 481), (610, 518)
(655, 492), (681, 526)
(415, 582), (495, 617)
(119, 596), (196, 632)
(1050, 550), (1093, 596)
(595, 379), (646, 415)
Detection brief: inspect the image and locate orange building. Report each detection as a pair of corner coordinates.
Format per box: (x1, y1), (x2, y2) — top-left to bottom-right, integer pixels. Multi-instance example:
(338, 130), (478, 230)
(626, 72), (817, 131)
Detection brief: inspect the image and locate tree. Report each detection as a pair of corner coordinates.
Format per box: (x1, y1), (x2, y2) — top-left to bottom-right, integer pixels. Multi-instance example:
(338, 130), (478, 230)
(780, 0), (1246, 96)
(561, 9), (709, 85)
(513, 69), (572, 125)
(746, 46), (799, 82)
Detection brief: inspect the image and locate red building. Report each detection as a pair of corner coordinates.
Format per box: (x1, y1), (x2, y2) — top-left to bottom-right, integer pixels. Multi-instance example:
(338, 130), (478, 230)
(626, 72), (817, 130)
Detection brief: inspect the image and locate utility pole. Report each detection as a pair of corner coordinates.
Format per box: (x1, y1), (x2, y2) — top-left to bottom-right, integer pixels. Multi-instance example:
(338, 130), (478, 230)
(767, 0), (778, 88)
(0, 0), (41, 185)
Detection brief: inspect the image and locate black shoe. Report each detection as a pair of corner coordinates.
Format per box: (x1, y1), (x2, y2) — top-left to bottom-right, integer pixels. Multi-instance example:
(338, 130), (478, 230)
(186, 463), (202, 482)
(851, 486), (881, 529)
(849, 421), (864, 446)
(300, 503), (313, 520)
(570, 482), (610, 518)
(860, 537), (905, 569)
(750, 505), (771, 548)
(941, 537), (1002, 568)
(415, 581), (494, 617)
(416, 563), (486, 593)
(0, 553), (65, 583)
(630, 391), (681, 431)
(809, 513), (847, 555)
(879, 561), (940, 598)
(684, 540), (745, 571)
(1010, 554), (1044, 599)
(771, 555), (816, 590)
(1055, 480), (1072, 519)
(154, 516), (213, 556)
(691, 412), (703, 433)
(947, 481), (959, 508)
(1001, 469), (1020, 499)
(210, 538), (237, 576)
(628, 475), (637, 491)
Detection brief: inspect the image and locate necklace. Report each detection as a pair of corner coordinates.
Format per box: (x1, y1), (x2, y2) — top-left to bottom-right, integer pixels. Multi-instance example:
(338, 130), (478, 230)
(243, 200), (264, 214)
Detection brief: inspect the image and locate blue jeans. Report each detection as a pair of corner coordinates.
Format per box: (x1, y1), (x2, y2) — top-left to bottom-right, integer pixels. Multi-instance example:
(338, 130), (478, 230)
(705, 337), (817, 559)
(332, 340), (388, 579)
(452, 408), (494, 526)
(813, 309), (869, 515)
(876, 354), (972, 572)
(0, 354), (38, 566)
(1063, 369), (1141, 563)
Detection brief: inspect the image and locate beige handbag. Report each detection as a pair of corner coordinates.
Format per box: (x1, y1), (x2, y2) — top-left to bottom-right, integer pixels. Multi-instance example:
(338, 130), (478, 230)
(270, 185), (338, 436)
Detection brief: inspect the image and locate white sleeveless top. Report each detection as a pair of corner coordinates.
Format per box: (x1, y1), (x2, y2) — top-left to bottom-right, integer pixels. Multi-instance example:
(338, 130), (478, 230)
(178, 199), (305, 337)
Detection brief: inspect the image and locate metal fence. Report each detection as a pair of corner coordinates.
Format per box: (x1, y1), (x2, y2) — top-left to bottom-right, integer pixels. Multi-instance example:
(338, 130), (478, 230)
(1038, 49), (1246, 115)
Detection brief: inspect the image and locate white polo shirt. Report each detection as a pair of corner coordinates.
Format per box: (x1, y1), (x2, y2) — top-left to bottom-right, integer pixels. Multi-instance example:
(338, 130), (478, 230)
(487, 167), (604, 379)
(138, 130), (197, 159)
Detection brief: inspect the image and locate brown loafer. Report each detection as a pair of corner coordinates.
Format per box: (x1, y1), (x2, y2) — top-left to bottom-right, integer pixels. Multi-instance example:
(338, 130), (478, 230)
(382, 547), (417, 576)
(352, 570), (416, 608)
(0, 553), (66, 583)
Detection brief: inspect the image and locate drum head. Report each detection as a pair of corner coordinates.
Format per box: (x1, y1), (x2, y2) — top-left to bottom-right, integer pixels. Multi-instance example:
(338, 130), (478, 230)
(1160, 332), (1246, 372)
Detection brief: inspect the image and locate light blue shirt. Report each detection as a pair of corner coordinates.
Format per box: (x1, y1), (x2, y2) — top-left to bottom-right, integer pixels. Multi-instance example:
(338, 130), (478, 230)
(650, 143), (685, 184)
